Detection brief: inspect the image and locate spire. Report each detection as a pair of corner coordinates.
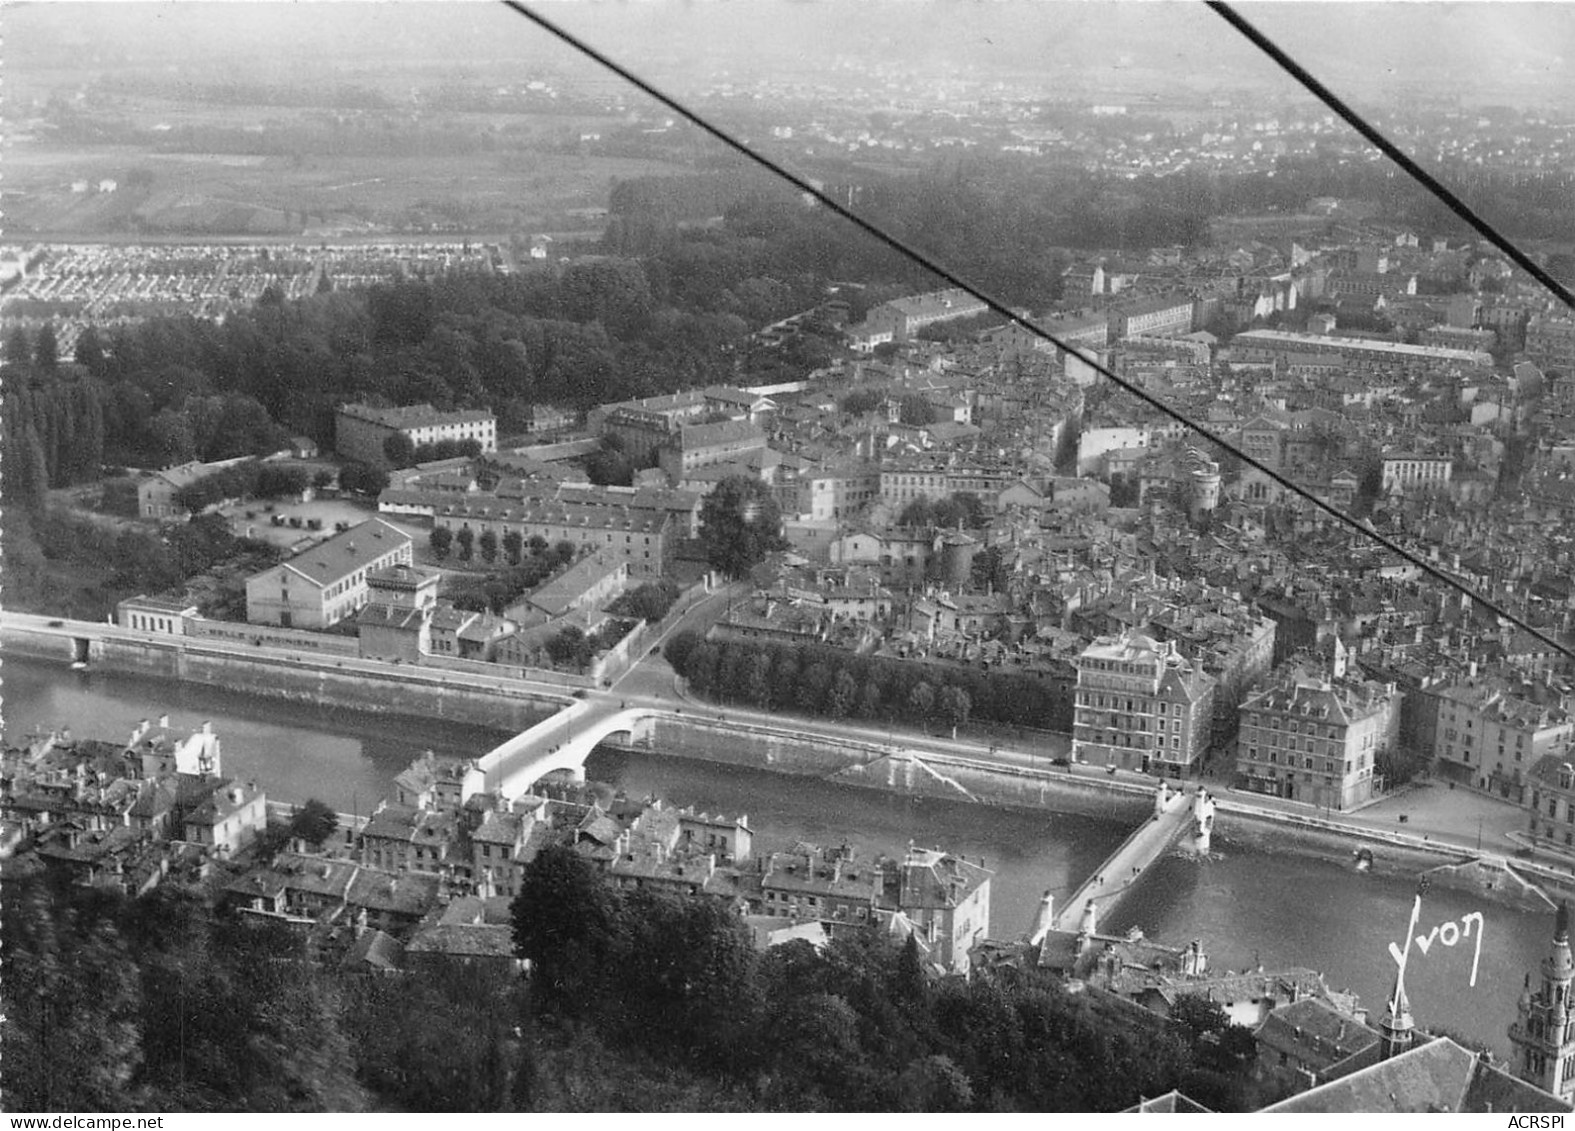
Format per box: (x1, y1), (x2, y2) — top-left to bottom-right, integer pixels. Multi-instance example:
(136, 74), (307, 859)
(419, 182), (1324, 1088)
(1380, 967), (1415, 1060)
(1546, 901), (1575, 986)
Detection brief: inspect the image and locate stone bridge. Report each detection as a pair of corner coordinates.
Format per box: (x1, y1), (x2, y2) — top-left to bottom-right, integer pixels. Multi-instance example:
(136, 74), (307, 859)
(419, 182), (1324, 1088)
(477, 698), (665, 798)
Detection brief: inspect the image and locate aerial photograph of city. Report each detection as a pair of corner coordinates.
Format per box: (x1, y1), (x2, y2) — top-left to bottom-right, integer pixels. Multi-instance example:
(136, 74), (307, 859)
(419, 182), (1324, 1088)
(8, 0), (1575, 1114)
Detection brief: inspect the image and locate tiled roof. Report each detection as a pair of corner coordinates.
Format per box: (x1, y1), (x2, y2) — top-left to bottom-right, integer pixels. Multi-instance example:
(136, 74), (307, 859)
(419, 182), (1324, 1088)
(1263, 1037), (1568, 1113)
(1255, 997), (1381, 1069)
(339, 402), (494, 429)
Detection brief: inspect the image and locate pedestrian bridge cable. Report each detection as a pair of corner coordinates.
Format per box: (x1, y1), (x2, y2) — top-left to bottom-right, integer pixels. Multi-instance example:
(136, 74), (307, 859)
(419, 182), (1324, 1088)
(496, 0), (1575, 666)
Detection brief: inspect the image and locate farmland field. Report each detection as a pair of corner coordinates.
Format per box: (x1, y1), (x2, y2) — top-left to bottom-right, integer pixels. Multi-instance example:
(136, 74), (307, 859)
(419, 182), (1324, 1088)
(3, 142), (693, 240)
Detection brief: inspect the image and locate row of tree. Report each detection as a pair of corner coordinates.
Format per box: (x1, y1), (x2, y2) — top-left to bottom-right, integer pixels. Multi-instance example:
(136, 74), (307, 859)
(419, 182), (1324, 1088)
(382, 432), (484, 468)
(437, 541), (581, 615)
(664, 630), (1071, 732)
(172, 461), (314, 514)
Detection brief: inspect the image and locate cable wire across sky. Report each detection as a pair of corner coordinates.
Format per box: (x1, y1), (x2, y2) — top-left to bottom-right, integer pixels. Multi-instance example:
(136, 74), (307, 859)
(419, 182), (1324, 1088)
(499, 0), (1575, 666)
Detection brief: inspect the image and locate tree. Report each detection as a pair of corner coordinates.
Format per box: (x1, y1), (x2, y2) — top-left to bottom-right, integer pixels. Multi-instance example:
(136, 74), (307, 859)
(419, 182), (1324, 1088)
(898, 394), (935, 426)
(908, 680), (936, 723)
(699, 475), (787, 578)
(4, 326), (32, 369)
(455, 526), (475, 561)
(33, 322), (59, 373)
(585, 444), (636, 487)
(147, 410), (197, 467)
(796, 661), (834, 714)
(897, 497), (935, 527)
(895, 1054), (974, 1112)
(932, 492), (985, 530)
(339, 462), (390, 496)
(502, 529), (523, 566)
(615, 890), (763, 1073)
(839, 388), (885, 416)
(545, 625), (592, 669)
(938, 685), (972, 737)
(744, 650), (774, 707)
(289, 798), (338, 849)
(858, 677), (883, 720)
(382, 431), (416, 468)
(663, 628), (700, 674)
(478, 528), (499, 564)
(971, 545), (1010, 592)
(684, 640), (721, 696)
(609, 580), (680, 622)
(511, 845), (625, 1018)
(826, 669), (859, 719)
(428, 525), (453, 560)
(74, 324), (107, 376)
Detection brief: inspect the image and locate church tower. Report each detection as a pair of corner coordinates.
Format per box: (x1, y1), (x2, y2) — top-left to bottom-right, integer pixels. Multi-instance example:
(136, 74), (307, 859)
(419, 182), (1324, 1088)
(1510, 901), (1575, 1103)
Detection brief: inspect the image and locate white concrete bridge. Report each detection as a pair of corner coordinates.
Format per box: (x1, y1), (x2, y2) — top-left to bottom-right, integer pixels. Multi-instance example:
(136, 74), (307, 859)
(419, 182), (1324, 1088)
(476, 697), (665, 798)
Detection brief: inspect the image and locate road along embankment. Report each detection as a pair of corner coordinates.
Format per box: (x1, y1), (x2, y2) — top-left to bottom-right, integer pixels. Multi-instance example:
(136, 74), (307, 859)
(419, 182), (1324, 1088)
(13, 617), (1548, 908)
(3, 621), (563, 734)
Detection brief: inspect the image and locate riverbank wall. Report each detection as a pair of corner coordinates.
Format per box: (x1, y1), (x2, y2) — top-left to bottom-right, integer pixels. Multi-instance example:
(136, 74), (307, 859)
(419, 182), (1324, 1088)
(617, 716), (1157, 824)
(4, 622), (562, 733)
(14, 618), (1555, 908)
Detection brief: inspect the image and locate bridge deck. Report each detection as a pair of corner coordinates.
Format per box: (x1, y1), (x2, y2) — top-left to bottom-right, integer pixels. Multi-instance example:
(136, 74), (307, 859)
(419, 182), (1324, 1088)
(1053, 793), (1197, 933)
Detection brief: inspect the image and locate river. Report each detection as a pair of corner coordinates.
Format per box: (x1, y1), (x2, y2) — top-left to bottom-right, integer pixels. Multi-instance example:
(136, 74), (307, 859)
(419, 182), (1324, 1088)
(1, 656), (1557, 1060)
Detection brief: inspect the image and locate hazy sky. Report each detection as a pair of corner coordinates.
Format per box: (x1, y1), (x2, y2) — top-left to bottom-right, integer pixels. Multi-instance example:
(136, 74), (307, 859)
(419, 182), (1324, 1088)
(8, 2), (1572, 109)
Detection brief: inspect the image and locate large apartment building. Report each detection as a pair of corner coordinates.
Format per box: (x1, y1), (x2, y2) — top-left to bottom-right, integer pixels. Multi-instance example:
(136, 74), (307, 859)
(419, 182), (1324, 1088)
(591, 390), (711, 464)
(1111, 293), (1195, 340)
(865, 288), (989, 342)
(336, 403), (496, 468)
(1236, 675), (1400, 811)
(1525, 316), (1575, 372)
(879, 455), (1024, 512)
(1379, 452), (1454, 495)
(1431, 679), (1573, 801)
(656, 419), (768, 481)
(1071, 631), (1217, 775)
(776, 459), (882, 522)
